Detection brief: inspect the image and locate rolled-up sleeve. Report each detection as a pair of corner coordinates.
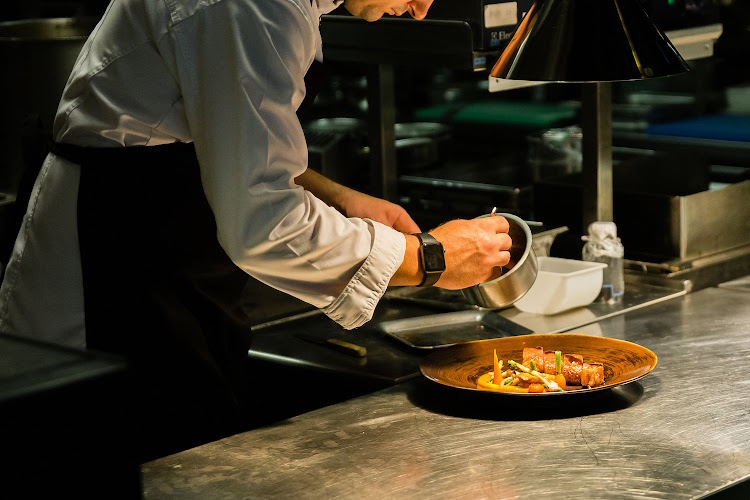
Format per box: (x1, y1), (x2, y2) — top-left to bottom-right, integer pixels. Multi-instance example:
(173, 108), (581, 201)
(167, 0), (404, 328)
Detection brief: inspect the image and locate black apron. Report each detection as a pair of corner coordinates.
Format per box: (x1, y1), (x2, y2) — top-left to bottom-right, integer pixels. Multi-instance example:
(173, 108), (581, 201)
(51, 141), (254, 462)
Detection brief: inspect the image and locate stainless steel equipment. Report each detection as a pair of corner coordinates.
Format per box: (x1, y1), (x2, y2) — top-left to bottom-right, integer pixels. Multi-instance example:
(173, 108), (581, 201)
(376, 309), (533, 349)
(535, 166), (750, 264)
(426, 0), (534, 52)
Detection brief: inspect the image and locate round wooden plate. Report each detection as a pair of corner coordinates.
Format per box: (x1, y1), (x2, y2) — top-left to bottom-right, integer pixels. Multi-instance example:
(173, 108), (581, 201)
(419, 333), (657, 395)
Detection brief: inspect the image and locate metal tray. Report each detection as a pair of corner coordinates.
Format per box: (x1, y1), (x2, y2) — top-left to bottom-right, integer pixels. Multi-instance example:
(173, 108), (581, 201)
(376, 310), (533, 349)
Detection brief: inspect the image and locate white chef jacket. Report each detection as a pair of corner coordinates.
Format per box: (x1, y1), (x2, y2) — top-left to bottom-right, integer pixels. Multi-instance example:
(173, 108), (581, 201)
(0, 0), (407, 349)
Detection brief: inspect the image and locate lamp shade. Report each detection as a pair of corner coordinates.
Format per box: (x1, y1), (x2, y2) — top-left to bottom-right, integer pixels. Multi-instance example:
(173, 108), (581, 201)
(490, 0), (689, 82)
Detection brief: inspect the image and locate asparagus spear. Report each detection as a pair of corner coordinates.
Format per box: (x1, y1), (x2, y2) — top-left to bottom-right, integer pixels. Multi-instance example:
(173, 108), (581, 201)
(508, 360), (563, 391)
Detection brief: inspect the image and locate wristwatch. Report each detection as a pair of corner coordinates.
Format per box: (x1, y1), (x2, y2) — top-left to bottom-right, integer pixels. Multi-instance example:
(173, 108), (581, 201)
(414, 233), (446, 287)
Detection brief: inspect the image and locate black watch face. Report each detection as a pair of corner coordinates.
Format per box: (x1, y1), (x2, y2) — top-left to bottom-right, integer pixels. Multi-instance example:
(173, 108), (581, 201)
(423, 244), (446, 272)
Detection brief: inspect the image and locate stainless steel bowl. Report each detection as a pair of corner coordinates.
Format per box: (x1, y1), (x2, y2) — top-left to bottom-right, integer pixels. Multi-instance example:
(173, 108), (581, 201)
(461, 212), (538, 308)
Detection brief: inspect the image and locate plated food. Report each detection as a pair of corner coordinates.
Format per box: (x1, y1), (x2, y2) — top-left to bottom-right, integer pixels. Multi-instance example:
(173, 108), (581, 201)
(476, 346), (605, 393)
(420, 333), (657, 396)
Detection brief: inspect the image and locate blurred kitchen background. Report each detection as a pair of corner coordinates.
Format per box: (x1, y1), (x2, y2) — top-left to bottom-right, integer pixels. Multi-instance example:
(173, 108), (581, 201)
(1, 0), (749, 315)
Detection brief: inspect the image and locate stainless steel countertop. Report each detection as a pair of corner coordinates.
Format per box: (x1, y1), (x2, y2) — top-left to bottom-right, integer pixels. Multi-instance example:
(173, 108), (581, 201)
(142, 286), (750, 499)
(719, 273), (750, 293)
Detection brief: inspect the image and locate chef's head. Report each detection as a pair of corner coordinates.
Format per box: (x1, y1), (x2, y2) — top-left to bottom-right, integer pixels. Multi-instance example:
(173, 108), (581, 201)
(344, 0), (435, 22)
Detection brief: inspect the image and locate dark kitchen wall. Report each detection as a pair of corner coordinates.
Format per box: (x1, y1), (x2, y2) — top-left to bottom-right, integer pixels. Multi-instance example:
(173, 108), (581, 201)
(0, 0), (109, 22)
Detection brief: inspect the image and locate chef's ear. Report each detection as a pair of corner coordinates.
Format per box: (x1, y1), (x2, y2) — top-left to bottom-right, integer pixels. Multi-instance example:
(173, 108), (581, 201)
(408, 0), (435, 20)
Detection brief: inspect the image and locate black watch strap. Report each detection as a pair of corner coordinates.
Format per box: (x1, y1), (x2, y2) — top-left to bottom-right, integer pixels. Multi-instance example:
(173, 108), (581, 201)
(415, 233), (446, 287)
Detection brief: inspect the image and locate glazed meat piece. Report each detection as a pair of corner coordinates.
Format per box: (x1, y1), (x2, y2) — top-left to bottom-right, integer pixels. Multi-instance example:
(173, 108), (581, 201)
(479, 347), (606, 393)
(581, 362), (605, 387)
(562, 353), (583, 385)
(522, 346), (544, 371)
(519, 347), (603, 386)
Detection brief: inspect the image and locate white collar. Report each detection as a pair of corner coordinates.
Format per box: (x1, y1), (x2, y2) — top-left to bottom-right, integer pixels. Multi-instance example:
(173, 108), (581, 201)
(313, 0), (345, 16)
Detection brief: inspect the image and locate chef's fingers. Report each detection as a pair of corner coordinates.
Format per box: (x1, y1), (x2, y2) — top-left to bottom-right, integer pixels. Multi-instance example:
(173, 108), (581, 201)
(498, 250), (511, 268)
(392, 211), (421, 234)
(477, 214), (510, 234)
(481, 232), (512, 265)
(484, 235), (511, 281)
(496, 231), (512, 252)
(493, 234), (512, 269)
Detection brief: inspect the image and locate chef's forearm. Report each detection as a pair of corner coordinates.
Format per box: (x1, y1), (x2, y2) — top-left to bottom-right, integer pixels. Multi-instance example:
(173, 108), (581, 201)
(294, 168), (353, 213)
(388, 234), (423, 286)
(295, 169), (423, 286)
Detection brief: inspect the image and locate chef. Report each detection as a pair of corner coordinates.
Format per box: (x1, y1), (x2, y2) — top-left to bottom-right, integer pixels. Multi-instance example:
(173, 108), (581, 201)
(0, 0), (512, 459)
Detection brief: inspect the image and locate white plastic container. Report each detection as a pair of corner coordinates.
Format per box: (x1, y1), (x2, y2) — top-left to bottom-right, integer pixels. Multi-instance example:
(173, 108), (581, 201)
(513, 257), (607, 315)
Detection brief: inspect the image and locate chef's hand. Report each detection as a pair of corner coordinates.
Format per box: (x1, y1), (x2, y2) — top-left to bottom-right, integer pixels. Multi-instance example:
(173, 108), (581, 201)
(390, 216), (512, 289)
(295, 169), (420, 233)
(431, 217), (511, 289)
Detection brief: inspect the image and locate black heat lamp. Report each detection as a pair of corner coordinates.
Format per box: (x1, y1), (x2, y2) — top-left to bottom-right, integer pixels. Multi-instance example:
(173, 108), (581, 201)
(490, 0), (689, 227)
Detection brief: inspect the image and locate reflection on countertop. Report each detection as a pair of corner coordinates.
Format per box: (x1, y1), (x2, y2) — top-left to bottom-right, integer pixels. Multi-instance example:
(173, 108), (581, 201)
(718, 273), (750, 293)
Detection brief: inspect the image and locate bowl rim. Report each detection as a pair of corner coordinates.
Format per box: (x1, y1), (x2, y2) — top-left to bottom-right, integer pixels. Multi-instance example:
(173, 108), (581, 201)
(536, 256), (607, 278)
